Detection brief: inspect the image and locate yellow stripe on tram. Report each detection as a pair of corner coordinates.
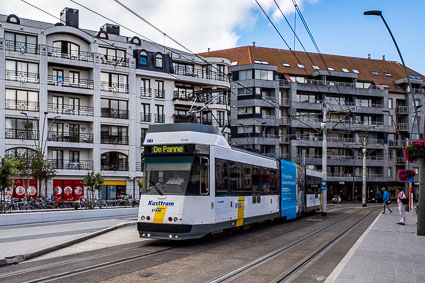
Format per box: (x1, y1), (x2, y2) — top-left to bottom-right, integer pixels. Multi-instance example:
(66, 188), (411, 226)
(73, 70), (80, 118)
(236, 196), (245, 227)
(153, 206), (168, 223)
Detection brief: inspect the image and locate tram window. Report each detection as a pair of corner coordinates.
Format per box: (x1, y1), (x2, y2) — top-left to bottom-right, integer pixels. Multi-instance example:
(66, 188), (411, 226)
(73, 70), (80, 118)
(252, 166), (261, 191)
(187, 157), (201, 195)
(269, 170), (277, 194)
(230, 161), (242, 193)
(215, 159), (229, 195)
(200, 157), (209, 195)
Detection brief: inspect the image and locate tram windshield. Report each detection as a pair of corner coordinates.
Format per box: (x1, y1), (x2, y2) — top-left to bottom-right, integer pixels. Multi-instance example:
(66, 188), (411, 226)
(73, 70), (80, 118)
(142, 156), (209, 195)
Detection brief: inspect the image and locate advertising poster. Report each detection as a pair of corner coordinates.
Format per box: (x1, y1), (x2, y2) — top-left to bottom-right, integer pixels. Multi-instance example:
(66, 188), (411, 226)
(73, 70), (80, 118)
(12, 179), (37, 198)
(73, 180), (84, 201)
(280, 160), (297, 220)
(63, 180), (74, 201)
(53, 180), (63, 201)
(27, 179), (37, 198)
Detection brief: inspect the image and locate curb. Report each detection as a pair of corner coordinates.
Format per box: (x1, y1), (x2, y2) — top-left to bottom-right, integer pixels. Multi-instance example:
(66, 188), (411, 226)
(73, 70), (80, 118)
(0, 221), (137, 267)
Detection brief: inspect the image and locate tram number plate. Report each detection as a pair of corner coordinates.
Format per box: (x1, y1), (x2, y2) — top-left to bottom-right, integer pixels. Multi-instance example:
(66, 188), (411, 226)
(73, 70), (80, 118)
(235, 202), (243, 208)
(152, 208), (163, 212)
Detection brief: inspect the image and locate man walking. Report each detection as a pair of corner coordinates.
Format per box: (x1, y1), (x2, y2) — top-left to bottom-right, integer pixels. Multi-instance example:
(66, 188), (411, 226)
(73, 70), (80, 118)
(396, 188), (407, 225)
(381, 187), (392, 214)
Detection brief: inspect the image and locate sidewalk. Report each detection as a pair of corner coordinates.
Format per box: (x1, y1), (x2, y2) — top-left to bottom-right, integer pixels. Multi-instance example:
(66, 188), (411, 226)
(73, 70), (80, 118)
(327, 208), (425, 283)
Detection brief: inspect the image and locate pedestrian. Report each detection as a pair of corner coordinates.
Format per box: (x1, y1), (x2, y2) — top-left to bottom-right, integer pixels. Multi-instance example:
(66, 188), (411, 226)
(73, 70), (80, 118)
(381, 187), (392, 214)
(396, 188), (408, 225)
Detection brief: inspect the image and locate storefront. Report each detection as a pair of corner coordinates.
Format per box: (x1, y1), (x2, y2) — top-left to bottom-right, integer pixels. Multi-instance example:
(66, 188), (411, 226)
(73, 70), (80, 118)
(12, 179), (37, 198)
(99, 180), (127, 200)
(53, 180), (84, 201)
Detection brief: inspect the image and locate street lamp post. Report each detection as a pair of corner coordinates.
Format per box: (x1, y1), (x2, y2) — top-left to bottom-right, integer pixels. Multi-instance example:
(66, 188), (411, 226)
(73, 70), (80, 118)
(365, 10), (425, 235)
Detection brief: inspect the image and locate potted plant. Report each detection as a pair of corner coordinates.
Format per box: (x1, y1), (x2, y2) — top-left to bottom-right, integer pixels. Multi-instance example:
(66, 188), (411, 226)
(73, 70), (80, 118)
(398, 169), (416, 181)
(404, 140), (425, 162)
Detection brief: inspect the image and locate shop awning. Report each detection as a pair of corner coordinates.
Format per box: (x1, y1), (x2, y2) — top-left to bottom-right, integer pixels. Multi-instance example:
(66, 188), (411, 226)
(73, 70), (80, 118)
(102, 180), (127, 186)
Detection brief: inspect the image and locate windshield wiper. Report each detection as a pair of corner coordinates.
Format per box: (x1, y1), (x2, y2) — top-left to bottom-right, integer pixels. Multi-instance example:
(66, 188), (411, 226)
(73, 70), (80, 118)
(149, 181), (164, 195)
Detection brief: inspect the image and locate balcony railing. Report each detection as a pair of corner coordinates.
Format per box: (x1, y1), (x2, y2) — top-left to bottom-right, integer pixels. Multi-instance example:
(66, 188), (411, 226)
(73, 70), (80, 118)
(396, 123), (408, 131)
(173, 67), (229, 82)
(48, 103), (94, 116)
(5, 40), (39, 54)
(262, 95), (277, 103)
(173, 91), (195, 101)
(140, 112), (152, 122)
(388, 140), (407, 147)
(155, 114), (165, 123)
(6, 99), (39, 112)
(279, 79), (290, 87)
(100, 55), (129, 67)
(101, 82), (128, 93)
(281, 98), (290, 106)
(140, 87), (152, 98)
(47, 132), (93, 143)
(47, 46), (94, 62)
(101, 108), (129, 119)
(6, 71), (39, 83)
(49, 160), (94, 170)
(412, 88), (424, 94)
(396, 106), (409, 114)
(155, 89), (165, 99)
(279, 136), (290, 143)
(101, 135), (129, 145)
(298, 79), (379, 90)
(47, 75), (94, 89)
(5, 129), (38, 140)
(101, 162), (128, 171)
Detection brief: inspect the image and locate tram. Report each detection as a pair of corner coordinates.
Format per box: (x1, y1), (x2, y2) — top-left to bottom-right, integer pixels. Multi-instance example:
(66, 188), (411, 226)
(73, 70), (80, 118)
(138, 123), (321, 240)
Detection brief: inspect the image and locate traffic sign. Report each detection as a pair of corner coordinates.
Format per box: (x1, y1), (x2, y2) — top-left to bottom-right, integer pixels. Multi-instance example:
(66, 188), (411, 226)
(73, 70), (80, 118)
(408, 177), (414, 183)
(320, 180), (327, 190)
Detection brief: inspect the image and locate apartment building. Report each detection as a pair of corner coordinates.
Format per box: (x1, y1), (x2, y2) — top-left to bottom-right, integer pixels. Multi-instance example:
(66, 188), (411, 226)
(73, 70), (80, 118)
(201, 45), (425, 200)
(0, 9), (230, 200)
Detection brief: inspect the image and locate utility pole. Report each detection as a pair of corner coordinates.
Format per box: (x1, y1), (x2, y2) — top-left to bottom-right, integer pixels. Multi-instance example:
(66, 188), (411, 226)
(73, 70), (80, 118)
(419, 158), (425, 235)
(321, 103), (327, 216)
(362, 135), (367, 207)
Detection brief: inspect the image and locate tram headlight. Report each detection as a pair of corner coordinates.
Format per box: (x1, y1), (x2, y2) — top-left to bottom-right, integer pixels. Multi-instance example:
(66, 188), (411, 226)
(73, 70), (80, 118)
(173, 217), (178, 222)
(174, 235), (179, 239)
(169, 235), (173, 239)
(141, 216), (145, 220)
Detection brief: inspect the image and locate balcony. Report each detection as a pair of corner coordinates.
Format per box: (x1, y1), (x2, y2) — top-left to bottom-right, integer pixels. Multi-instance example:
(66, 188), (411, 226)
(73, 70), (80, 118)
(48, 104), (94, 117)
(396, 157), (405, 165)
(279, 136), (290, 143)
(280, 118), (290, 125)
(101, 108), (129, 119)
(412, 88), (424, 94)
(173, 91), (195, 101)
(6, 99), (39, 112)
(48, 132), (93, 143)
(155, 114), (165, 123)
(6, 71), (39, 83)
(388, 140), (407, 147)
(396, 106), (409, 114)
(154, 89), (165, 99)
(47, 46), (94, 62)
(5, 40), (39, 55)
(101, 135), (129, 145)
(173, 68), (229, 82)
(140, 87), (152, 98)
(100, 55), (129, 67)
(262, 95), (277, 103)
(279, 79), (290, 87)
(49, 160), (94, 170)
(140, 112), (152, 122)
(101, 82), (129, 93)
(101, 162), (128, 171)
(5, 129), (38, 140)
(281, 98), (290, 106)
(396, 123), (408, 131)
(47, 75), (94, 89)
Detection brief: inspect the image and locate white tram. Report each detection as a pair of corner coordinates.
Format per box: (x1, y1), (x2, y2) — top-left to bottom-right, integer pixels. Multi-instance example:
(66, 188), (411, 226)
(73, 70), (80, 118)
(138, 123), (320, 240)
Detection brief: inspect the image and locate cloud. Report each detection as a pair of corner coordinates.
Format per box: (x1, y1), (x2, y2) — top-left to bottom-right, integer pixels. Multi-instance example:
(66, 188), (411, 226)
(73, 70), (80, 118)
(2, 0), (313, 52)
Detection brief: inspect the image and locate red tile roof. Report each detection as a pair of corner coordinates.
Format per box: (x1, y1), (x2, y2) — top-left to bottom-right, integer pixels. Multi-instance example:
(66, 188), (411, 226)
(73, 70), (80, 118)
(199, 46), (424, 94)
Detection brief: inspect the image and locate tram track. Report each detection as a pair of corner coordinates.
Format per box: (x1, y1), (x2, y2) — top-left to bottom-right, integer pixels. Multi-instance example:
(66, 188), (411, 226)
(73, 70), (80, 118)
(208, 207), (378, 283)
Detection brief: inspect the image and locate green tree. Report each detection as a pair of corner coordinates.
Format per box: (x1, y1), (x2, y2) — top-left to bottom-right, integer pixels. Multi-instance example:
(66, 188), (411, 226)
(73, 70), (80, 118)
(29, 150), (56, 197)
(83, 171), (104, 208)
(0, 157), (20, 213)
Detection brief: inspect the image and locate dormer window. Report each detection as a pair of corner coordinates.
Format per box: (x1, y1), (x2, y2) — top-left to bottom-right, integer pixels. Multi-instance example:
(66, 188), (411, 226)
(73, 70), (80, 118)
(352, 69), (359, 74)
(282, 62), (291, 67)
(297, 64), (305, 69)
(371, 71), (379, 76)
(342, 68), (349, 73)
(327, 67), (334, 71)
(384, 72), (392, 77)
(139, 51), (148, 65)
(155, 53), (163, 68)
(312, 65), (320, 70)
(6, 14), (20, 25)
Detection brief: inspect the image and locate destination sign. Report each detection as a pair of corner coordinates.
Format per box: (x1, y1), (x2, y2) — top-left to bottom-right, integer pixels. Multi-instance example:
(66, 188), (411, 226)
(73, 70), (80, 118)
(144, 144), (195, 155)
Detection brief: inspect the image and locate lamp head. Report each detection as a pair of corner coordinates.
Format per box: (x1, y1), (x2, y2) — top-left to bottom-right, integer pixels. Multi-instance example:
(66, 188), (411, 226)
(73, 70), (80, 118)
(364, 10), (382, 16)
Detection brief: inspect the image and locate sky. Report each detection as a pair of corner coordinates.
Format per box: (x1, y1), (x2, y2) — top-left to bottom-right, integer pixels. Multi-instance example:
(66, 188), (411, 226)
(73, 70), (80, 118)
(2, 0), (424, 74)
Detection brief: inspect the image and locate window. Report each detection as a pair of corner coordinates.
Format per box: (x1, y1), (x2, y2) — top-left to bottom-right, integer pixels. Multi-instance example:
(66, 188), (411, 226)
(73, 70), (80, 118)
(69, 71), (80, 85)
(141, 128), (148, 144)
(341, 68), (349, 73)
(371, 71), (379, 76)
(5, 118), (38, 139)
(101, 152), (128, 171)
(352, 69), (359, 74)
(388, 167), (392, 177)
(215, 159), (229, 195)
(237, 88), (252, 96)
(52, 150), (64, 169)
(69, 97), (80, 114)
(101, 72), (128, 93)
(174, 86), (194, 100)
(238, 107), (253, 115)
(69, 151), (80, 163)
(155, 80), (165, 98)
(231, 61), (238, 66)
(5, 32), (38, 54)
(155, 105), (164, 123)
(141, 103), (151, 122)
(101, 98), (128, 119)
(5, 60), (39, 83)
(238, 70), (252, 80)
(412, 99), (421, 107)
(328, 67), (334, 71)
(254, 69), (273, 80)
(388, 98), (393, 109)
(312, 65), (320, 70)
(282, 62), (291, 67)
(381, 84), (389, 89)
(99, 46), (127, 66)
(53, 41), (80, 58)
(155, 53), (163, 68)
(101, 125), (128, 145)
(141, 78), (151, 97)
(297, 64), (305, 69)
(384, 72), (392, 77)
(218, 111), (225, 125)
(237, 125), (253, 134)
(173, 62), (194, 75)
(6, 89), (38, 111)
(254, 60), (269, 65)
(139, 51), (148, 65)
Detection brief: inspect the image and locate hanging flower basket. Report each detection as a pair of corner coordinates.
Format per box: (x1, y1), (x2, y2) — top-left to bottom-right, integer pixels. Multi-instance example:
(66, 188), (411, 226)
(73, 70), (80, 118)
(404, 140), (425, 162)
(398, 169), (416, 181)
